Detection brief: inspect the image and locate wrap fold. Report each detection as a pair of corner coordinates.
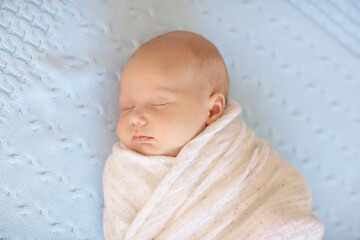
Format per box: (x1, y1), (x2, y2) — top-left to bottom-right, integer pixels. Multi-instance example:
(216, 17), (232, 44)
(103, 100), (324, 240)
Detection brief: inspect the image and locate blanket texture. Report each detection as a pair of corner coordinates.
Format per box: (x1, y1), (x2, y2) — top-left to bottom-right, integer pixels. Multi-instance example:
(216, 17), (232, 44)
(102, 100), (324, 240)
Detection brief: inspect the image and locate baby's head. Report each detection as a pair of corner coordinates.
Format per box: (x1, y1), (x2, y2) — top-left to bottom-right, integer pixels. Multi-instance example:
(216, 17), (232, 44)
(117, 31), (229, 157)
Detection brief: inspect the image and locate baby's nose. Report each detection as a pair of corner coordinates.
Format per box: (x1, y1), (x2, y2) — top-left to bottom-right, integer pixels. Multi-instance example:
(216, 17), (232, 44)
(128, 110), (148, 126)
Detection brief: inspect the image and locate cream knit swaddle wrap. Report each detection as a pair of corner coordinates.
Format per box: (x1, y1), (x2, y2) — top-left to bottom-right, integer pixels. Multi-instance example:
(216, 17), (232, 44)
(103, 100), (324, 240)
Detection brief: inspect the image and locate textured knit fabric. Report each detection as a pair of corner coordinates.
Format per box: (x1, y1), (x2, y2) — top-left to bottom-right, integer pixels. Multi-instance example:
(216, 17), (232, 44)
(102, 100), (324, 240)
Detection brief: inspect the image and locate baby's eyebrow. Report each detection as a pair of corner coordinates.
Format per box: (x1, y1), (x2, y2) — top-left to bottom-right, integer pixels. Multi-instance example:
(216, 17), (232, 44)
(152, 85), (176, 94)
(151, 91), (177, 101)
(118, 85), (176, 104)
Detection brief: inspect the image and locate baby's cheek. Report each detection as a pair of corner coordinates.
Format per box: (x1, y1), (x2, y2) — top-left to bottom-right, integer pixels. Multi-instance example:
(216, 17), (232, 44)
(116, 121), (122, 140)
(116, 118), (128, 141)
(162, 118), (191, 142)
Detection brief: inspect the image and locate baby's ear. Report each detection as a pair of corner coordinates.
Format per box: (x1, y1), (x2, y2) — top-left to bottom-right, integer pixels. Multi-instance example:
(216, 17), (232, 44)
(206, 92), (226, 126)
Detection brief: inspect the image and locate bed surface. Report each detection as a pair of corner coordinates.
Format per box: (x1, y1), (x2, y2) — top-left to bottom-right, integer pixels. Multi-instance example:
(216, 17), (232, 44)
(1, 1), (359, 239)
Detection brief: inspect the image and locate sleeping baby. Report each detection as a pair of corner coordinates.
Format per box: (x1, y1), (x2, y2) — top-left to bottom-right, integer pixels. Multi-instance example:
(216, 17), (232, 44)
(102, 30), (324, 239)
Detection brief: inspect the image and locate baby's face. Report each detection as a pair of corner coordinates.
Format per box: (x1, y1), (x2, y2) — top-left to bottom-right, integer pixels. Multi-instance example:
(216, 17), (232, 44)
(117, 48), (210, 157)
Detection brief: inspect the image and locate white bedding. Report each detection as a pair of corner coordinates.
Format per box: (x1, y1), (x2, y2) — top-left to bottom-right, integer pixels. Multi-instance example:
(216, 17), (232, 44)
(103, 100), (324, 239)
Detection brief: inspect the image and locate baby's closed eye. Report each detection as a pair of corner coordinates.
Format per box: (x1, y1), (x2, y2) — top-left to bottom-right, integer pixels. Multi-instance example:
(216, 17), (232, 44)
(119, 103), (169, 111)
(120, 104), (134, 111)
(149, 102), (170, 110)
(149, 97), (172, 107)
(122, 107), (134, 111)
(150, 102), (169, 106)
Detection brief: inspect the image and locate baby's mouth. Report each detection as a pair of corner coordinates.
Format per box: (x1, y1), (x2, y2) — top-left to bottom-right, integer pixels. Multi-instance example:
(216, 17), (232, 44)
(132, 134), (154, 143)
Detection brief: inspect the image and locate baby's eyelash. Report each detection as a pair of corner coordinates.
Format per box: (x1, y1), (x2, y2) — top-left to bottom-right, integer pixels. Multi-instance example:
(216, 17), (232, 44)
(120, 102), (169, 111)
(151, 103), (169, 106)
(122, 107), (134, 110)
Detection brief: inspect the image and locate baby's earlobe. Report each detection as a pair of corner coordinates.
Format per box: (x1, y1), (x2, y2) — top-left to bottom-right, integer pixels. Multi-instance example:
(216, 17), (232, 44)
(209, 104), (221, 117)
(206, 92), (225, 125)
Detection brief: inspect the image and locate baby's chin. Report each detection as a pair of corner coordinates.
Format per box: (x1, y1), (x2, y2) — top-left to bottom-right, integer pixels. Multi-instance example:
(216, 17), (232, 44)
(124, 142), (180, 157)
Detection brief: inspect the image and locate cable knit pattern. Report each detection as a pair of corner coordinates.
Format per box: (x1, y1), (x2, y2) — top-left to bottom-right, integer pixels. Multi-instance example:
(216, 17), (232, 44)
(102, 100), (324, 240)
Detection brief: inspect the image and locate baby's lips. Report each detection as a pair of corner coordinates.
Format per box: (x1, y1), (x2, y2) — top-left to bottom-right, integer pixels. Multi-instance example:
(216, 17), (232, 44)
(132, 135), (154, 143)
